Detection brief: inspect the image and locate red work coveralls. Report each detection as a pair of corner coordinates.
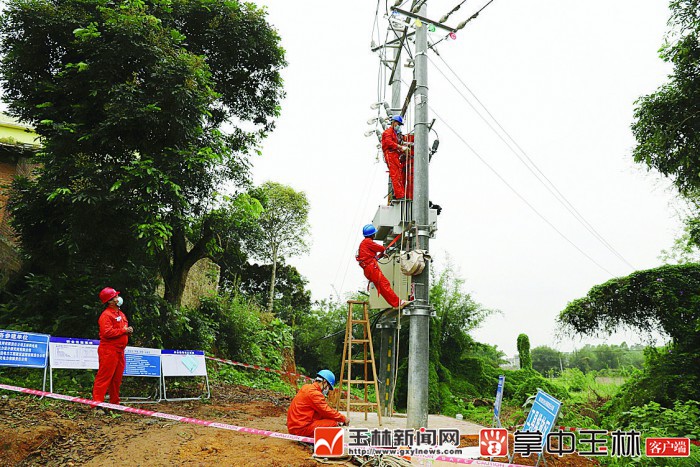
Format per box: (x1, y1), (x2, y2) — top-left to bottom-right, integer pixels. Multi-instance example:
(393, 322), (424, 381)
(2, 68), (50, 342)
(356, 237), (400, 308)
(92, 307), (129, 405)
(287, 382), (346, 437)
(382, 126), (405, 199)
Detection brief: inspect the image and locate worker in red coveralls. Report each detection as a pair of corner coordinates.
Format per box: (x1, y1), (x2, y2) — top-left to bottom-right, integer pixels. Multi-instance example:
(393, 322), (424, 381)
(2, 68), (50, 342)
(381, 115), (411, 200)
(287, 370), (349, 437)
(92, 287), (133, 409)
(356, 224), (411, 309)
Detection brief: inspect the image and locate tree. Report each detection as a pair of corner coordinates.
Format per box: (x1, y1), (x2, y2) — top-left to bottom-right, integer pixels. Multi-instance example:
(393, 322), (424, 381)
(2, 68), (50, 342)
(517, 333), (532, 370)
(632, 0), (700, 195)
(0, 0), (285, 336)
(250, 182), (310, 314)
(558, 264), (700, 352)
(531, 345), (563, 376)
(237, 261), (312, 326)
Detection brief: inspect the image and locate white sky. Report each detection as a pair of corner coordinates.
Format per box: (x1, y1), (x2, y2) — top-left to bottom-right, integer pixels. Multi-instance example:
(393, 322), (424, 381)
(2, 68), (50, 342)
(252, 0), (680, 356)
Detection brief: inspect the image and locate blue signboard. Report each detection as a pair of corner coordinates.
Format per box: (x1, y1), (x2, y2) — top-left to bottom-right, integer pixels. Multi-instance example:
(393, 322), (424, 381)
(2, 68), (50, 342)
(0, 330), (50, 369)
(124, 347), (161, 377)
(522, 389), (562, 448)
(494, 375), (505, 418)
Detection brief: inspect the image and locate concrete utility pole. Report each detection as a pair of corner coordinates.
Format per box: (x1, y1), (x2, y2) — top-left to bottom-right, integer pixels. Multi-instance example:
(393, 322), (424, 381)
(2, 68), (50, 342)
(406, 0), (430, 430)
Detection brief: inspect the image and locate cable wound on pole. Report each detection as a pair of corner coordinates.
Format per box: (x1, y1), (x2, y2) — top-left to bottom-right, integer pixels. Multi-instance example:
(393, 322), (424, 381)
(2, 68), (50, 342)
(400, 249), (430, 276)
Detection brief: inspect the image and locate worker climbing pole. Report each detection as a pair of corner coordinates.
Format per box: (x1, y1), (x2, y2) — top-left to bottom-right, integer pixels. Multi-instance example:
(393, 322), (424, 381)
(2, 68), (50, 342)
(360, 0), (446, 429)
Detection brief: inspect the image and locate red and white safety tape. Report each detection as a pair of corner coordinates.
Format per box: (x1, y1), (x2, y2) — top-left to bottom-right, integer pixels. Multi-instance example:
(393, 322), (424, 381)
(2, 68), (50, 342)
(205, 355), (313, 381)
(0, 383), (312, 443)
(0, 383), (529, 466)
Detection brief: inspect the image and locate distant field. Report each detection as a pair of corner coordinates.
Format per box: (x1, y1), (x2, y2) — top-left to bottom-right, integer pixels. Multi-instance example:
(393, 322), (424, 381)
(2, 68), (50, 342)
(595, 376), (626, 386)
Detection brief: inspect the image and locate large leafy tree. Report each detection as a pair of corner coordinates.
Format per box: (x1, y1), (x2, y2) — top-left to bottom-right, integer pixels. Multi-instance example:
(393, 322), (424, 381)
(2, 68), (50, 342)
(558, 264), (700, 351)
(0, 0), (285, 339)
(249, 182), (310, 314)
(632, 0), (700, 194)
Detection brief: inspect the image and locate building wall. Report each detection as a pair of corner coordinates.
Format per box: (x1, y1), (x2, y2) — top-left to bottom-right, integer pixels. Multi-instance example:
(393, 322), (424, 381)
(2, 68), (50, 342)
(0, 113), (39, 286)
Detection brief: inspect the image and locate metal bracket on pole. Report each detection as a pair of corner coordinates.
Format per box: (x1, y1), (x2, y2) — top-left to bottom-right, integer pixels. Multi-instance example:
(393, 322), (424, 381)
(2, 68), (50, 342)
(391, 7), (457, 33)
(402, 303), (435, 317)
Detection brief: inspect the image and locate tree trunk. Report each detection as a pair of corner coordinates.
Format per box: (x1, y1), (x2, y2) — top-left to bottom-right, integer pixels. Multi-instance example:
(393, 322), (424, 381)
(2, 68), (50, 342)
(161, 226), (212, 312)
(267, 245), (278, 313)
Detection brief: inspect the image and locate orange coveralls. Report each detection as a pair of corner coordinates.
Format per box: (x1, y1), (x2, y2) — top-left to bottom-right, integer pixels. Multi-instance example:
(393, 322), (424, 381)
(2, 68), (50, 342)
(287, 382), (346, 437)
(356, 237), (400, 308)
(92, 307), (129, 405)
(382, 126), (406, 199)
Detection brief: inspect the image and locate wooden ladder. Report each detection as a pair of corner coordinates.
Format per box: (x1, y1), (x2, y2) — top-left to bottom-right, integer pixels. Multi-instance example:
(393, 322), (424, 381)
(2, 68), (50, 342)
(335, 300), (382, 425)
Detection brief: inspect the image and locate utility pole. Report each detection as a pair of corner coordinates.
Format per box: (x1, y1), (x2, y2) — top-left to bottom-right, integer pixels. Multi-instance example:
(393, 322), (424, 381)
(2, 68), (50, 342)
(406, 0), (430, 430)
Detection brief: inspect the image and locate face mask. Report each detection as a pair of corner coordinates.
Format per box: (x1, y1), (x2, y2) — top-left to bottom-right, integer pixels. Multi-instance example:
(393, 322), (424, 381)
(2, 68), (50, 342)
(322, 387), (329, 397)
(116, 296), (124, 307)
(394, 124), (401, 134)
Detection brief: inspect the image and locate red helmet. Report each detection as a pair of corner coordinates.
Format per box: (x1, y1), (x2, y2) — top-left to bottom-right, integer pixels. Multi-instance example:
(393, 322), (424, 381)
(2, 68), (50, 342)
(99, 287), (120, 304)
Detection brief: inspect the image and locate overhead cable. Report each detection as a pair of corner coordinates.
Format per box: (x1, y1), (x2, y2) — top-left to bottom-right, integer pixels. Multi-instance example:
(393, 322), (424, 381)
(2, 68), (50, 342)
(429, 54), (635, 270)
(401, 80), (616, 276)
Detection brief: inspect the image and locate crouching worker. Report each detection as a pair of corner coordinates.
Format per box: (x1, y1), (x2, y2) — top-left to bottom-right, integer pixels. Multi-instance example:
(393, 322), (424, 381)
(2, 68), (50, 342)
(287, 370), (349, 437)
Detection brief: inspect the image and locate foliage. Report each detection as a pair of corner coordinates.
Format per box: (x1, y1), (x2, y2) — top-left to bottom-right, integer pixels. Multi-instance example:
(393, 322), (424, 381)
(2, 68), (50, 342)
(237, 261), (312, 326)
(531, 345), (563, 376)
(510, 371), (569, 406)
(517, 333), (532, 370)
(0, 267), (165, 347)
(292, 298), (347, 375)
(392, 263), (502, 414)
(568, 343), (645, 374)
(248, 182), (310, 313)
(602, 345), (700, 420)
(185, 291), (292, 367)
(631, 0), (700, 195)
(211, 363), (295, 396)
(0, 0), (285, 337)
(558, 264), (700, 352)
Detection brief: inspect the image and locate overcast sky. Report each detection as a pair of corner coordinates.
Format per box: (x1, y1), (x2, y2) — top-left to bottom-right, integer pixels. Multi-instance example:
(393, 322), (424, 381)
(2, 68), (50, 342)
(251, 1), (680, 356)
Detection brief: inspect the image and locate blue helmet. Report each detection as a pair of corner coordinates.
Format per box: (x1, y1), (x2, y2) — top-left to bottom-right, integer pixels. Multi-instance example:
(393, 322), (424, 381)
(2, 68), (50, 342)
(362, 224), (377, 237)
(391, 115), (404, 125)
(317, 369), (336, 389)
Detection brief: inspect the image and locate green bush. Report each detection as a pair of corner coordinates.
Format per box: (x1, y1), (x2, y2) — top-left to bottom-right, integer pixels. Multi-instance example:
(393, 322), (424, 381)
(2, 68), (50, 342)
(511, 372), (569, 405)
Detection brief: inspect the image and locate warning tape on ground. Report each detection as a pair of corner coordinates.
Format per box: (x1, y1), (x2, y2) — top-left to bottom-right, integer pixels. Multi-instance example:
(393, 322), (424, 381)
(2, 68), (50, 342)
(0, 383), (313, 443)
(1, 383), (532, 466)
(205, 355), (313, 381)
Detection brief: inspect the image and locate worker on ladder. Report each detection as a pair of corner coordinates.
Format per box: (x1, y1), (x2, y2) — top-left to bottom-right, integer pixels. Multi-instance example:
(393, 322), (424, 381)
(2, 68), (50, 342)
(287, 370), (349, 437)
(381, 115), (411, 200)
(357, 224), (411, 309)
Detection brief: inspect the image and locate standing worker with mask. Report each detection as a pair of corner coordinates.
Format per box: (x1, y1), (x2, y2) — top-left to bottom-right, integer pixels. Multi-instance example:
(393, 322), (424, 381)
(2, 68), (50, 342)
(357, 224), (411, 309)
(381, 115), (411, 200)
(287, 370), (349, 437)
(92, 287), (133, 410)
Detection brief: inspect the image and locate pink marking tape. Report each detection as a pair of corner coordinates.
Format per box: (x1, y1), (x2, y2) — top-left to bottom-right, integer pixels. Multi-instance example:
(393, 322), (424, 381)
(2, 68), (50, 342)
(0, 383), (531, 466)
(205, 356), (313, 381)
(0, 383), (313, 443)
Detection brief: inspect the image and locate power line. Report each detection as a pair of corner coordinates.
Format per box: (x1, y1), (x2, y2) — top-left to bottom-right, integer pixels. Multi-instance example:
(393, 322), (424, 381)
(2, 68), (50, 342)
(403, 77), (616, 276)
(429, 53), (636, 270)
(430, 0), (497, 50)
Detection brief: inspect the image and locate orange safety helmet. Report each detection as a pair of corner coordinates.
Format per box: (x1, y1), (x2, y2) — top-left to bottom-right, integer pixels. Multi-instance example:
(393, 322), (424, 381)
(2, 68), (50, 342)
(99, 287), (120, 304)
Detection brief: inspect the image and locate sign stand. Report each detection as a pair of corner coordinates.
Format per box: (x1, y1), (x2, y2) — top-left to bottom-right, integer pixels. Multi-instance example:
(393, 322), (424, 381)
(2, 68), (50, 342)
(161, 349), (210, 401)
(509, 388), (562, 467)
(0, 330), (50, 395)
(492, 375), (505, 428)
